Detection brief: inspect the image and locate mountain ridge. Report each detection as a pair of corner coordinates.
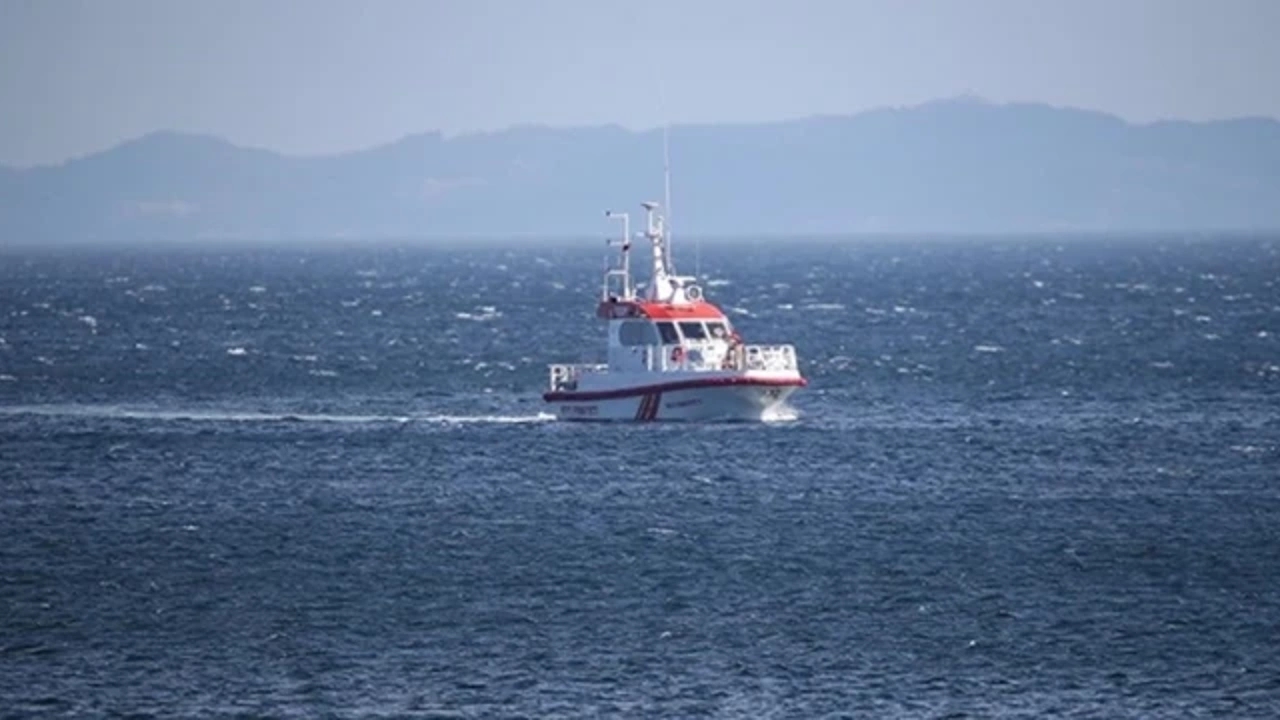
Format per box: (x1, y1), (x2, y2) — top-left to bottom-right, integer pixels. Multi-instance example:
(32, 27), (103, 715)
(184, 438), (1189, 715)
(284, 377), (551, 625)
(3, 98), (1279, 243)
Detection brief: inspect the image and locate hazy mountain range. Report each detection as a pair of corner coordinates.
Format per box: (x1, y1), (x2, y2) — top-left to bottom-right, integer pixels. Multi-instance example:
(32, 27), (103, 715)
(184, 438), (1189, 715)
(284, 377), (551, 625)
(3, 97), (1279, 244)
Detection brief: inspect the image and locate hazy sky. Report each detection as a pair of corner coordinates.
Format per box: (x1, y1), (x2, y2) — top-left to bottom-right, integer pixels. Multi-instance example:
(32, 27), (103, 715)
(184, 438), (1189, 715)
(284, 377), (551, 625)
(1, 0), (1277, 167)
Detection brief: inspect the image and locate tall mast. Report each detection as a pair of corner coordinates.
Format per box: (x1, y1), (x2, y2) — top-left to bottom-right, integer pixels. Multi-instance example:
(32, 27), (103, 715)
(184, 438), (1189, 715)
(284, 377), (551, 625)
(662, 122), (673, 272)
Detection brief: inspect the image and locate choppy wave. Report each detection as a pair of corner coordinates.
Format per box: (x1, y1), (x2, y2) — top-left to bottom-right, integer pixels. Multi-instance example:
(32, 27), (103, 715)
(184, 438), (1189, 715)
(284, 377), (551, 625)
(2, 237), (1278, 717)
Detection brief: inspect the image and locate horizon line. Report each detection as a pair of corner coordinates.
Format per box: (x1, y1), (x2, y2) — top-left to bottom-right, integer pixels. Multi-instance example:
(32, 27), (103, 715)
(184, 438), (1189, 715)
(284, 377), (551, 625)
(3, 228), (1275, 252)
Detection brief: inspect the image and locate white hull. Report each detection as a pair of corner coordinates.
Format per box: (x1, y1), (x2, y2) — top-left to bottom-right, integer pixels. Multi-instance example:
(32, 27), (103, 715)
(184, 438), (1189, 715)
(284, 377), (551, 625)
(546, 375), (802, 422)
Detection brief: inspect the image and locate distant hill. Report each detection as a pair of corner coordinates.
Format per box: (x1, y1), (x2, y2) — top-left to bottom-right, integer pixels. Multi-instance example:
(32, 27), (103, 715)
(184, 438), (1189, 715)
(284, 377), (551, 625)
(3, 98), (1279, 243)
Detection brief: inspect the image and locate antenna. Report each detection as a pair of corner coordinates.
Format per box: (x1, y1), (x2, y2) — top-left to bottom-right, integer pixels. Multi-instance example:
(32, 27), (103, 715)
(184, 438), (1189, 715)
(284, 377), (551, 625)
(663, 121), (672, 269)
(658, 83), (696, 281)
(658, 78), (675, 274)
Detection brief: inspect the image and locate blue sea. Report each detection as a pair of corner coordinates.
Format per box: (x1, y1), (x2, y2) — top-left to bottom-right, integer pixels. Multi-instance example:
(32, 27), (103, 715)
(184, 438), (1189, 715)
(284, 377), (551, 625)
(2, 235), (1278, 718)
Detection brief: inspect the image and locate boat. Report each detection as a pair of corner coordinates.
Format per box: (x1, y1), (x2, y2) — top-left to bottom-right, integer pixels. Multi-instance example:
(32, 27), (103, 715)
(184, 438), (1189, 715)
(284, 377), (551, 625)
(543, 200), (806, 421)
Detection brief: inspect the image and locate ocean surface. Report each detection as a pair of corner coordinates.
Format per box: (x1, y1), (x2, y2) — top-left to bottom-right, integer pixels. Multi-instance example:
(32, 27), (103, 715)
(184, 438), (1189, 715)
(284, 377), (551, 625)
(1, 234), (1278, 718)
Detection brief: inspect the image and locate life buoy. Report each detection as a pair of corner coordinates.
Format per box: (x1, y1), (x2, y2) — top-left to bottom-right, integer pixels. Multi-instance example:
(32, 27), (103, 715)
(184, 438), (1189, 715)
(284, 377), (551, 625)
(686, 284), (703, 301)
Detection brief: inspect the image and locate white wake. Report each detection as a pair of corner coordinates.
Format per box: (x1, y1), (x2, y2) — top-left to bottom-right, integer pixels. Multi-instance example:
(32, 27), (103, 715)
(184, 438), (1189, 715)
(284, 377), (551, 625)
(0, 404), (556, 426)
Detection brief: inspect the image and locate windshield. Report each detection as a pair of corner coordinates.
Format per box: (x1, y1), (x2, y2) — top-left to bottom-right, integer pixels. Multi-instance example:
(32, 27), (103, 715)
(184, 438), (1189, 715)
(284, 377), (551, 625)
(678, 321), (708, 340)
(656, 322), (680, 344)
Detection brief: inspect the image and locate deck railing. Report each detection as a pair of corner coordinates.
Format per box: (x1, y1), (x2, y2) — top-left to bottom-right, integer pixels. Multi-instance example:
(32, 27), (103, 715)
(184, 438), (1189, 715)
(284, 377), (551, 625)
(739, 344), (799, 372)
(549, 344), (799, 389)
(647, 343), (800, 372)
(548, 363), (608, 391)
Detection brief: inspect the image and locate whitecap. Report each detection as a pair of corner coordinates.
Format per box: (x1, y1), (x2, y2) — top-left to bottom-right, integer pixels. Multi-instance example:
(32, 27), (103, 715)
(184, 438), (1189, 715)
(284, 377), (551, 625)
(456, 306), (502, 321)
(762, 406), (799, 422)
(226, 347), (248, 356)
(973, 344), (1004, 353)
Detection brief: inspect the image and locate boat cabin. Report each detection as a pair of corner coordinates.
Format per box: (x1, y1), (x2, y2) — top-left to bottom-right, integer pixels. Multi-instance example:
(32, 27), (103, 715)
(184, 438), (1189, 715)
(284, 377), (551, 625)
(585, 201), (750, 373)
(596, 299), (742, 372)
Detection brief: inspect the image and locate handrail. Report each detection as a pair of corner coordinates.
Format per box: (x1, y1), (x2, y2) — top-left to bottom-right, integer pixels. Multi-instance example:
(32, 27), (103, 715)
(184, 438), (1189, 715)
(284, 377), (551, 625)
(741, 344), (799, 372)
(549, 343), (798, 389)
(548, 363), (608, 391)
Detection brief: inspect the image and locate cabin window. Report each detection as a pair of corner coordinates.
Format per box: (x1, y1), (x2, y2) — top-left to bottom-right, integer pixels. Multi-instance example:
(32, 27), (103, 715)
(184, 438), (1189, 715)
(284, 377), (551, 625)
(656, 322), (680, 344)
(618, 320), (659, 346)
(678, 321), (708, 340)
(706, 321), (728, 339)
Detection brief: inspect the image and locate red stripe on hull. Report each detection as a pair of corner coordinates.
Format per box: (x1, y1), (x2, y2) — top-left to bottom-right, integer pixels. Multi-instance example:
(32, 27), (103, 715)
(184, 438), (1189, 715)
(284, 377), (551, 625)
(646, 391), (662, 421)
(544, 375), (806, 403)
(631, 392), (661, 421)
(634, 393), (649, 421)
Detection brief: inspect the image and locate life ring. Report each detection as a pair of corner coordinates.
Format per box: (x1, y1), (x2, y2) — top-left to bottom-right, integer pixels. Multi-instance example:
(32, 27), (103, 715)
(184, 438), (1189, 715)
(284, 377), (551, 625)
(686, 284), (703, 301)
(670, 346), (685, 364)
